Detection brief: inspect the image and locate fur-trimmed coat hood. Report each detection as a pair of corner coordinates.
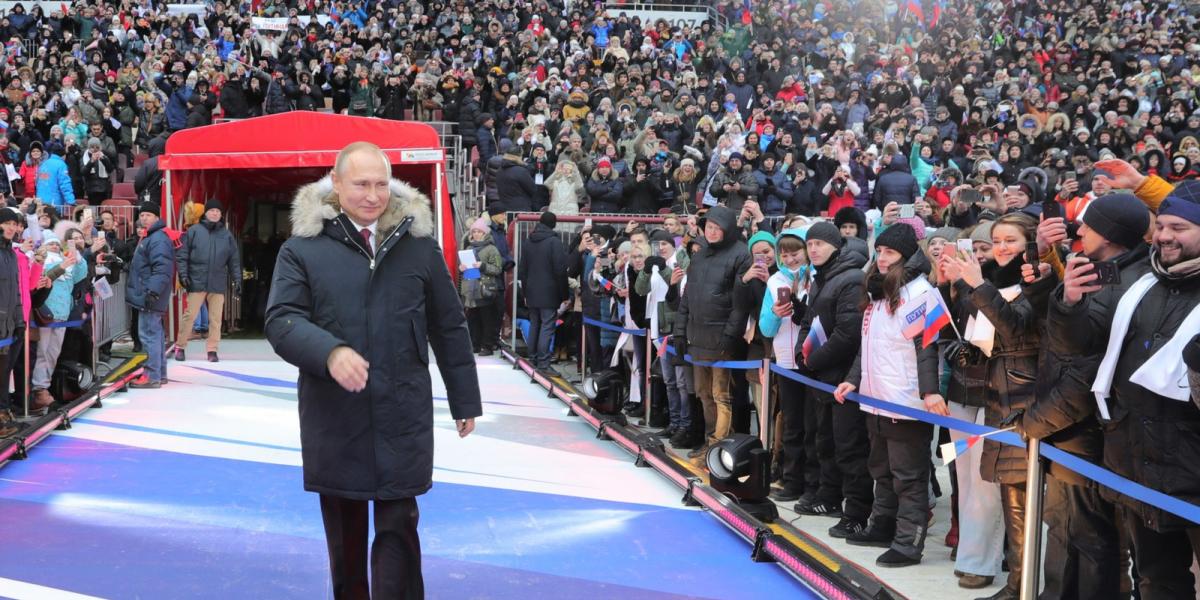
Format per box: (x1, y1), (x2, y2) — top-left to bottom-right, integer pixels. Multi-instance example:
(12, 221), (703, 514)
(289, 175), (435, 241)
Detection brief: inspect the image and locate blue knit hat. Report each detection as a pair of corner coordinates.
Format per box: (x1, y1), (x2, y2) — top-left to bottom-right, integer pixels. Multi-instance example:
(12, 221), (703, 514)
(1160, 180), (1200, 225)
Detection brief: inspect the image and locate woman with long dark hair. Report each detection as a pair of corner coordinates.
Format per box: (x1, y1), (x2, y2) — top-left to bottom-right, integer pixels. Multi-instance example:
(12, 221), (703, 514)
(940, 212), (1042, 600)
(833, 223), (948, 568)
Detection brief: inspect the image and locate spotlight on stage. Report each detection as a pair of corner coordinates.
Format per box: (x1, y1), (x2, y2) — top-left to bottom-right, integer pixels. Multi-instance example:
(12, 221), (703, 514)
(706, 433), (778, 522)
(52, 361), (95, 403)
(581, 369), (627, 416)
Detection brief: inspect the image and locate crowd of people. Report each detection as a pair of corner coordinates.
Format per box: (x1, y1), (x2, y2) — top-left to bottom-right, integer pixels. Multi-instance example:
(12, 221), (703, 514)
(0, 0), (1192, 596)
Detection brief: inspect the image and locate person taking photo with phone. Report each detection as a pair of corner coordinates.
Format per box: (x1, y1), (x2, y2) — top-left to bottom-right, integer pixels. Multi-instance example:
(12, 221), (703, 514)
(1048, 181), (1200, 598)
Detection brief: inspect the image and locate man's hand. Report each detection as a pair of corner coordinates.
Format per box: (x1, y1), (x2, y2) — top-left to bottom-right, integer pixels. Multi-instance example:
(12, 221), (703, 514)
(670, 266), (684, 285)
(1062, 255), (1101, 306)
(1037, 216), (1068, 254)
(456, 418), (475, 438)
(1093, 158), (1147, 191)
(833, 382), (856, 404)
(882, 201), (900, 226)
(327, 346), (369, 393)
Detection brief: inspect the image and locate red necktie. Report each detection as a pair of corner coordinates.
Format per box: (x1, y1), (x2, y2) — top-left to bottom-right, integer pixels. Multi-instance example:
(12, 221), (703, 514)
(360, 228), (373, 257)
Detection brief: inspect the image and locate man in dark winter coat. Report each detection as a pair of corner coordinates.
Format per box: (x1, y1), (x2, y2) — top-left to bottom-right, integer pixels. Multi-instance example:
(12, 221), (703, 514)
(476, 113), (498, 164)
(458, 90), (482, 153)
(1051, 180), (1200, 599)
(134, 155), (162, 205)
(265, 143), (481, 600)
(174, 198), (242, 363)
(1025, 193), (1151, 600)
(710, 153), (760, 214)
(495, 139), (538, 212)
(674, 205), (752, 457)
(517, 211), (568, 371)
(756, 152), (795, 216)
(873, 154), (919, 208)
(795, 221), (873, 539)
(126, 200), (175, 388)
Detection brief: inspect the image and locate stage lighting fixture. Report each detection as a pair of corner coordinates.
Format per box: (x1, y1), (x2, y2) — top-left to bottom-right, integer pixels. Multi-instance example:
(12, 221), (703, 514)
(582, 369), (627, 415)
(706, 433), (778, 522)
(52, 361), (94, 403)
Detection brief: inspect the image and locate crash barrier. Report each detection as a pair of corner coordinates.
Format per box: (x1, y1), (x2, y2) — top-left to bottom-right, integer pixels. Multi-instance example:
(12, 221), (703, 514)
(579, 327), (1200, 596)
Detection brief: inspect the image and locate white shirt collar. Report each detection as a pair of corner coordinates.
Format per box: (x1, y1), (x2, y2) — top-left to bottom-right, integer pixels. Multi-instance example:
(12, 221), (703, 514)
(342, 213), (377, 238)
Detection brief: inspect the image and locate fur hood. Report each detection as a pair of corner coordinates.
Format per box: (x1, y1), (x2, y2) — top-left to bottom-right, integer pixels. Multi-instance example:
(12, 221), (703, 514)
(289, 176), (434, 240)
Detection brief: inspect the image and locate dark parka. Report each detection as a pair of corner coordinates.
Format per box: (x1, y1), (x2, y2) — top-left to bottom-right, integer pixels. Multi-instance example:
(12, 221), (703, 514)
(126, 218), (175, 313)
(797, 245), (867, 392)
(964, 260), (1042, 484)
(0, 237), (23, 340)
(517, 222), (569, 309)
(1048, 247), (1200, 531)
(873, 154), (920, 207)
(709, 164), (761, 214)
(495, 156), (539, 212)
(177, 217), (242, 294)
(675, 205), (753, 361)
(586, 170), (624, 213)
(1021, 245), (1146, 485)
(265, 177), (482, 500)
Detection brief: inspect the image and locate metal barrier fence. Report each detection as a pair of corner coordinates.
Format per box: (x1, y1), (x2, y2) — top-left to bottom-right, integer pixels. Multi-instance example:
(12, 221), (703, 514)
(92, 272), (128, 349)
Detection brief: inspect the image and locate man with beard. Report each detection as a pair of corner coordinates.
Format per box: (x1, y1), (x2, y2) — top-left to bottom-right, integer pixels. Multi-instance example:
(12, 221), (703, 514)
(1050, 178), (1200, 599)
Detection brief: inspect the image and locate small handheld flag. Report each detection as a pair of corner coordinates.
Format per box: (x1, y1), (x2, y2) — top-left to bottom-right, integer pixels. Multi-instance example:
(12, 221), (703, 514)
(922, 289), (951, 348)
(940, 427), (1014, 465)
(593, 271), (615, 291)
(801, 316), (827, 362)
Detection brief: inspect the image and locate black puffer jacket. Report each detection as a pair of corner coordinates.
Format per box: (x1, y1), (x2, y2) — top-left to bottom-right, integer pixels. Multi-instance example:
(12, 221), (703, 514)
(675, 205), (752, 361)
(517, 223), (568, 309)
(1025, 244), (1150, 485)
(1049, 247), (1200, 531)
(496, 157), (538, 213)
(872, 154), (919, 207)
(265, 176), (481, 501)
(0, 237), (22, 339)
(967, 259), (1042, 484)
(178, 218), (241, 294)
(586, 172), (624, 213)
(797, 246), (866, 392)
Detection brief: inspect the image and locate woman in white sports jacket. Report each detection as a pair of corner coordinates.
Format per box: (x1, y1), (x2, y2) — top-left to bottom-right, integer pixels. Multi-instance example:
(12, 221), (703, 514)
(833, 223), (950, 569)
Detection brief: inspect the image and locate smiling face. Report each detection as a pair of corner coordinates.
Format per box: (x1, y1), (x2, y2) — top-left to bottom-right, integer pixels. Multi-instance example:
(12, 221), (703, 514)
(990, 223), (1027, 267)
(1154, 214), (1200, 267)
(331, 144), (391, 227)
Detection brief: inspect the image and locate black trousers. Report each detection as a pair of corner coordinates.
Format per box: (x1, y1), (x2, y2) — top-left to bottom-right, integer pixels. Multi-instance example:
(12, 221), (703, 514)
(865, 414), (933, 558)
(1123, 505), (1200, 600)
(813, 394), (873, 521)
(809, 395), (839, 505)
(8, 328), (28, 413)
(1040, 474), (1121, 600)
(319, 494), (423, 600)
(777, 371), (816, 495)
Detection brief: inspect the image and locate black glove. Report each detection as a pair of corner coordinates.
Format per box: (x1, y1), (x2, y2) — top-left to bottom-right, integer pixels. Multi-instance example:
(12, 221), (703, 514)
(789, 296), (806, 325)
(180, 277), (191, 290)
(672, 334), (687, 360)
(643, 255), (667, 274)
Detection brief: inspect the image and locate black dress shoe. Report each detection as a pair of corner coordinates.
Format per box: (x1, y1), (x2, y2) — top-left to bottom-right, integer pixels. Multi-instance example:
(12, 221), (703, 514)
(208, 351), (219, 362)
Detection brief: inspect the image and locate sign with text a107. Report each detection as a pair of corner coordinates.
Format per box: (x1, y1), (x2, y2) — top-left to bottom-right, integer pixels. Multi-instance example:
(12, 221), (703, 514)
(607, 8), (710, 29)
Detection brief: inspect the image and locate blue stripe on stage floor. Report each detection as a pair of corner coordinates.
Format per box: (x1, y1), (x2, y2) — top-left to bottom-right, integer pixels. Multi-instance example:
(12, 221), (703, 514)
(71, 417), (303, 452)
(0, 436), (814, 599)
(186, 365), (299, 388)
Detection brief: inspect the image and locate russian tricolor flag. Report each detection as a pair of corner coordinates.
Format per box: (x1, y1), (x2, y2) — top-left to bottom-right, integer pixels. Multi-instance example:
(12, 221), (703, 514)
(900, 299), (927, 340)
(801, 316), (827, 362)
(940, 436), (980, 465)
(594, 271), (615, 291)
(922, 290), (951, 348)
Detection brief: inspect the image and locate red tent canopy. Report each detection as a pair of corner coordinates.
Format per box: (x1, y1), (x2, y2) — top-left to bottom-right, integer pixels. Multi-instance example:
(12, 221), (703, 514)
(158, 112), (453, 265)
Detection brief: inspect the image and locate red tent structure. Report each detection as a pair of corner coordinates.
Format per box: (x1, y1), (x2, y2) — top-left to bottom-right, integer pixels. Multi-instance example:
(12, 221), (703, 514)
(158, 112), (454, 265)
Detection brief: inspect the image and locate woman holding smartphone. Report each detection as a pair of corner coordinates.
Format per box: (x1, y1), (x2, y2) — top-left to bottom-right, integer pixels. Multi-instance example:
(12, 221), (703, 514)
(940, 213), (1042, 600)
(833, 223), (948, 568)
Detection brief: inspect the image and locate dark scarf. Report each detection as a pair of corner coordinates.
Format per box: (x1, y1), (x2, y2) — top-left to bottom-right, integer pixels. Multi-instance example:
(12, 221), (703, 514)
(982, 256), (1025, 288)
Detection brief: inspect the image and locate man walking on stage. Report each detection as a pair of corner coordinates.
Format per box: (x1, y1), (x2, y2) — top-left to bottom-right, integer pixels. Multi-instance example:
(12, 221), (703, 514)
(266, 142), (482, 599)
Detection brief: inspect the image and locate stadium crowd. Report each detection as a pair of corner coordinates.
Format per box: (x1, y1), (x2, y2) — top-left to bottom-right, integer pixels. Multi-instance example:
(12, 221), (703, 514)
(0, 0), (1190, 597)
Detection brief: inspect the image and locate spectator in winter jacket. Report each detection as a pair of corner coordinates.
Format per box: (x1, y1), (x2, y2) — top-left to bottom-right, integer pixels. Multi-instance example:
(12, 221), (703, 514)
(460, 217), (505, 356)
(790, 167), (820, 216)
(518, 211), (568, 371)
(710, 153), (760, 213)
(0, 209), (24, 436)
(673, 205), (752, 457)
(29, 230), (87, 408)
(495, 139), (538, 212)
(126, 201), (175, 388)
(586, 158), (624, 213)
(622, 157), (665, 214)
(756, 152), (795, 216)
(873, 153), (919, 208)
(821, 165), (860, 215)
(476, 113), (498, 165)
(174, 198), (241, 363)
(34, 142), (74, 207)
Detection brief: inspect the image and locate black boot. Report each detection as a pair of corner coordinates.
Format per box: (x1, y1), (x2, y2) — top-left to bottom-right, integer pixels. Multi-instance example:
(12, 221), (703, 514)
(846, 517), (897, 548)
